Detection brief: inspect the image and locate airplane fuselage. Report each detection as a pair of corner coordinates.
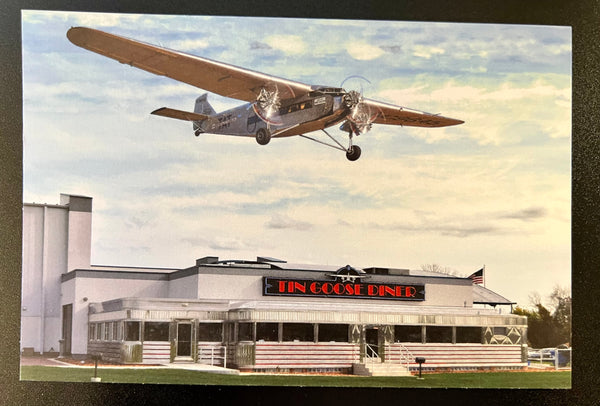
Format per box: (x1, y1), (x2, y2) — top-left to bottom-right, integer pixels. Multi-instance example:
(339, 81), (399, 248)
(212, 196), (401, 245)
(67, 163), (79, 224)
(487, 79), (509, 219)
(195, 92), (347, 139)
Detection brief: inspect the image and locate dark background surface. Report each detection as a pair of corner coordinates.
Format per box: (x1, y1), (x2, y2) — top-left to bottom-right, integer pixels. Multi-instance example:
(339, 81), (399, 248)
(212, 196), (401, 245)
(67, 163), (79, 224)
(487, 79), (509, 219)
(1, 1), (598, 405)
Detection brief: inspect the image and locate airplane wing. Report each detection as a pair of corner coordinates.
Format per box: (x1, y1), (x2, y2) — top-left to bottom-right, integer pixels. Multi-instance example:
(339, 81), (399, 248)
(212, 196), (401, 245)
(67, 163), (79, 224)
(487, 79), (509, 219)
(363, 98), (464, 127)
(67, 27), (312, 102)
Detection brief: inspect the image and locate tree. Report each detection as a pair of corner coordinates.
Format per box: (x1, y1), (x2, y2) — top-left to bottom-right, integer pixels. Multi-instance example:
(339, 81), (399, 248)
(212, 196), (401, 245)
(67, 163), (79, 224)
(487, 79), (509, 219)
(420, 264), (463, 277)
(549, 286), (572, 345)
(514, 285), (571, 348)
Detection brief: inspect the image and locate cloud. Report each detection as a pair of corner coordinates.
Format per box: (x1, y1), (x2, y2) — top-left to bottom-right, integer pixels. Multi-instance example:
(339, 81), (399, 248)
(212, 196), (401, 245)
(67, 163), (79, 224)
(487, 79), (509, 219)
(365, 217), (507, 238)
(497, 207), (548, 221)
(22, 14), (571, 307)
(345, 42), (385, 61)
(264, 35), (307, 55)
(168, 39), (209, 52)
(208, 237), (253, 251)
(250, 41), (272, 51)
(412, 45), (445, 59)
(69, 11), (142, 28)
(265, 214), (313, 231)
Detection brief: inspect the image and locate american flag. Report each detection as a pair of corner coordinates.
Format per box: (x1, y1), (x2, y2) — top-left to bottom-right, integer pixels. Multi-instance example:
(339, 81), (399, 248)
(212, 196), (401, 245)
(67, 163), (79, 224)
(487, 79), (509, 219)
(468, 268), (484, 285)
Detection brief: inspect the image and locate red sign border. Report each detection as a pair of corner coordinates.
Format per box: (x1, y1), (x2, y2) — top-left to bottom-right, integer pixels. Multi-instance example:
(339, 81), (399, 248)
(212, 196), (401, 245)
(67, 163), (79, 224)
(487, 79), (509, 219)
(263, 276), (425, 301)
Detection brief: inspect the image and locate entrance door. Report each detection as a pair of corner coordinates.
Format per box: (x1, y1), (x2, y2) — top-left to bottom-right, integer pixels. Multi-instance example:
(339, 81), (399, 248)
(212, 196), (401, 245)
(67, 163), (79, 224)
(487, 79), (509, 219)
(62, 304), (72, 355)
(176, 322), (193, 357)
(365, 328), (379, 358)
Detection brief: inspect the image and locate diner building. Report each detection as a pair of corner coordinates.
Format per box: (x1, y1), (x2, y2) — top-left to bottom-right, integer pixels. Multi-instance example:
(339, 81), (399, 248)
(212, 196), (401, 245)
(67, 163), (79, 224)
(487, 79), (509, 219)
(22, 194), (527, 374)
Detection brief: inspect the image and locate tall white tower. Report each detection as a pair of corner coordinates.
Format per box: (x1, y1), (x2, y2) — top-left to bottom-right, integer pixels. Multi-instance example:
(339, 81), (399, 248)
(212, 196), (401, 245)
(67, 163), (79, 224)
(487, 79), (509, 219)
(21, 194), (92, 355)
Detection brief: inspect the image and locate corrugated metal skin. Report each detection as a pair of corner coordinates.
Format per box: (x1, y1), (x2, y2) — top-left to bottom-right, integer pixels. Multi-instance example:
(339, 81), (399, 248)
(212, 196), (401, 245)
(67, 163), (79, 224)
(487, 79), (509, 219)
(142, 341), (171, 364)
(232, 343), (255, 367)
(88, 310), (128, 322)
(128, 310), (227, 321)
(121, 342), (142, 363)
(229, 309), (526, 327)
(392, 343), (525, 369)
(253, 342), (359, 369)
(87, 341), (121, 363)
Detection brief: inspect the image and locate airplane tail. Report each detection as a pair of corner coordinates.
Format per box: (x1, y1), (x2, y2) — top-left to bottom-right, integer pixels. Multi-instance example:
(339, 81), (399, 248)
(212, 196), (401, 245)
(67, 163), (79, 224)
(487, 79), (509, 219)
(151, 93), (216, 136)
(194, 93), (216, 116)
(193, 94), (216, 135)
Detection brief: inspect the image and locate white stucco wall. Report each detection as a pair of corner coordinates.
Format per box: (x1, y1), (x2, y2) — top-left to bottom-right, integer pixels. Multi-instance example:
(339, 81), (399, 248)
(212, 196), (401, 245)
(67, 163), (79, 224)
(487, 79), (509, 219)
(424, 281), (473, 307)
(62, 273), (170, 355)
(66, 210), (92, 271)
(193, 271), (473, 307)
(168, 272), (199, 299)
(196, 274), (264, 300)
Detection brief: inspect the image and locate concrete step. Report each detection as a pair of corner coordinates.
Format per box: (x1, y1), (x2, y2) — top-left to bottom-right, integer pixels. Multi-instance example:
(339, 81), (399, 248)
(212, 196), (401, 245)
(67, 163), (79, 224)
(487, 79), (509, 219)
(353, 362), (412, 377)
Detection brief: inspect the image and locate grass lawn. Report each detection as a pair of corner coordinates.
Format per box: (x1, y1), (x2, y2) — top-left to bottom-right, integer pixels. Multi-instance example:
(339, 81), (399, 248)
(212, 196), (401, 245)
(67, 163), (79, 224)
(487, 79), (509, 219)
(20, 366), (571, 388)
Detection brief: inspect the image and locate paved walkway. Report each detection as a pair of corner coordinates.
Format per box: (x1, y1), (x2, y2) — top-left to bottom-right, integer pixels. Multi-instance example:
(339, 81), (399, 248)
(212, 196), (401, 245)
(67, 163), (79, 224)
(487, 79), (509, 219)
(20, 356), (240, 374)
(20, 356), (71, 367)
(164, 363), (240, 375)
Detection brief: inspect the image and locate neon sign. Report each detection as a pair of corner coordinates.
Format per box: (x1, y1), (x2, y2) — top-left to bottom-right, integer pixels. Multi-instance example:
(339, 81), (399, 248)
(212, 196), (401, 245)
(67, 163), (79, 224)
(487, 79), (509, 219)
(263, 277), (425, 301)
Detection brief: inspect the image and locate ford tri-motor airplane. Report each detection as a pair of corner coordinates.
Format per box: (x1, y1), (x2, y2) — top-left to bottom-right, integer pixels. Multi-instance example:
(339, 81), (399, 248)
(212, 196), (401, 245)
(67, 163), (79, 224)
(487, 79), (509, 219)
(67, 27), (463, 161)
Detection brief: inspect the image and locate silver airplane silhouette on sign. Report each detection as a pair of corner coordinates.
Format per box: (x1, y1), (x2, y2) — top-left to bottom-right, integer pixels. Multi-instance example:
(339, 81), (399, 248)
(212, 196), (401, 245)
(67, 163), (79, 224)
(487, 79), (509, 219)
(67, 27), (463, 161)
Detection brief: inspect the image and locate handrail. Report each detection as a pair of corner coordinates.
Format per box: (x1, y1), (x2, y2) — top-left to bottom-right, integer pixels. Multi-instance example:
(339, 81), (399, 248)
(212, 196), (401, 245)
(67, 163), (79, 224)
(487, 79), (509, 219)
(383, 343), (414, 369)
(198, 345), (227, 368)
(361, 343), (414, 369)
(364, 343), (380, 364)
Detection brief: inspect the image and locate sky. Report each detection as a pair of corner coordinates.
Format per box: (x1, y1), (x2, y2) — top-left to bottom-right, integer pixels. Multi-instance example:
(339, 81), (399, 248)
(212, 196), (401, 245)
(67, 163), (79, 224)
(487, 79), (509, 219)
(21, 10), (571, 309)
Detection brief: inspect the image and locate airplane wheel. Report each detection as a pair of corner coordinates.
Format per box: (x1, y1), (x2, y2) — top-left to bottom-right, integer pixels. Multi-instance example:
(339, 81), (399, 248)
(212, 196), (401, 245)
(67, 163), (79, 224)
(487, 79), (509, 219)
(256, 128), (271, 145)
(346, 145), (361, 161)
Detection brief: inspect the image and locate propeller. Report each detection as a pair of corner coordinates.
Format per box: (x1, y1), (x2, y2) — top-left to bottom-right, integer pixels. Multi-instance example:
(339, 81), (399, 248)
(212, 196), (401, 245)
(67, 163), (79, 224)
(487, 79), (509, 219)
(254, 82), (296, 128)
(339, 76), (380, 135)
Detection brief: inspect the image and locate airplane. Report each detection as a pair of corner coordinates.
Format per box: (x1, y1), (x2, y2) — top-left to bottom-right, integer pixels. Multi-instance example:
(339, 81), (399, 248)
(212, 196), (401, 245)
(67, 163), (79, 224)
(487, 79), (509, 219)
(67, 27), (464, 161)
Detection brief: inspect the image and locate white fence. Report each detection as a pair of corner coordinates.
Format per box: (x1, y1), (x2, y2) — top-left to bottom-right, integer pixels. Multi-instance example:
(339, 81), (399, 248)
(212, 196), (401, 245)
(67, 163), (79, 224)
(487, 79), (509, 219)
(527, 347), (571, 369)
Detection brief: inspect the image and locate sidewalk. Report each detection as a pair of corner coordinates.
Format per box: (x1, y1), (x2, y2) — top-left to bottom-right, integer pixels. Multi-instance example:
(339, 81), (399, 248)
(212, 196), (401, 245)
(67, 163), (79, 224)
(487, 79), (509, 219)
(20, 356), (240, 374)
(20, 356), (71, 367)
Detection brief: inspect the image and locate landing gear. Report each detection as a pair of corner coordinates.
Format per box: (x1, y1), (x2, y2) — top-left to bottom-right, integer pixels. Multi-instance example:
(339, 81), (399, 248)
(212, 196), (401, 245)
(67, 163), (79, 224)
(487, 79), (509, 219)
(256, 128), (271, 145)
(298, 128), (363, 161)
(346, 145), (361, 161)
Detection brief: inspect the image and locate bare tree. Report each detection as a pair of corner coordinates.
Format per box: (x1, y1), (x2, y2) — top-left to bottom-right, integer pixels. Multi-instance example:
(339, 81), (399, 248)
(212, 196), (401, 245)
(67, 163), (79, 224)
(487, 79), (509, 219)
(420, 264), (463, 277)
(528, 291), (542, 308)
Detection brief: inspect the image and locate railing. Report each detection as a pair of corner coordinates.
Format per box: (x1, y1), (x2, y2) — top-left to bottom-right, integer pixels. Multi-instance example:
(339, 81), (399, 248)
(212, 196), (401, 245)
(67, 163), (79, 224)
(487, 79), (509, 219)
(364, 344), (380, 365)
(198, 345), (227, 368)
(384, 343), (413, 370)
(361, 343), (413, 369)
(527, 347), (571, 370)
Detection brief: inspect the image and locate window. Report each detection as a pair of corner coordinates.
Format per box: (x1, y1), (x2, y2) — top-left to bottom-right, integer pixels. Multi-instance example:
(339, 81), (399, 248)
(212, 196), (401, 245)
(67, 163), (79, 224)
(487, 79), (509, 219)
(111, 321), (119, 341)
(238, 322), (253, 341)
(394, 325), (422, 343)
(103, 322), (110, 341)
(256, 323), (279, 341)
(456, 327), (482, 343)
(282, 323), (314, 342)
(125, 321), (140, 341)
(144, 322), (169, 341)
(425, 326), (453, 343)
(198, 323), (222, 342)
(225, 322), (235, 343)
(95, 323), (102, 340)
(318, 324), (348, 342)
(89, 323), (96, 341)
(117, 321), (123, 341)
